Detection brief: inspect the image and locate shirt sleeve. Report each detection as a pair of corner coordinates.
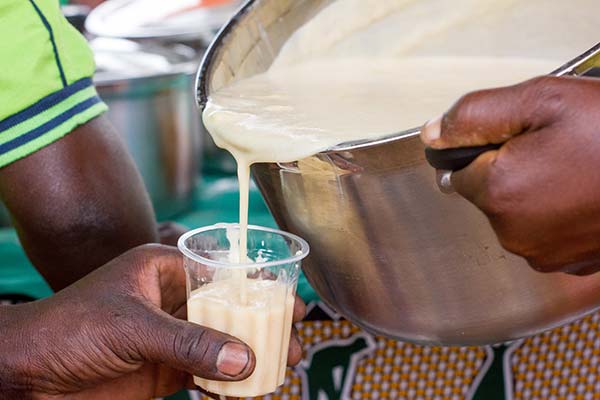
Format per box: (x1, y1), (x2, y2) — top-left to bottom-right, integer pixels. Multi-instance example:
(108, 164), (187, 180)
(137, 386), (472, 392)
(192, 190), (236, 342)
(0, 0), (108, 168)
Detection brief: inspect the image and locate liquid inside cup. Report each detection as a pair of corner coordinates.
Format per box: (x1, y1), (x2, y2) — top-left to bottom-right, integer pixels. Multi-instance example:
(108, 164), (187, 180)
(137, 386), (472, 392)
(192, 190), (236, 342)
(188, 278), (295, 396)
(179, 224), (309, 398)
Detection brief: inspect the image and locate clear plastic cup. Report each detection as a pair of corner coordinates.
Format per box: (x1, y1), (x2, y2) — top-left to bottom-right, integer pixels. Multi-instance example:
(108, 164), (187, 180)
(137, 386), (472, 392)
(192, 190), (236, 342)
(177, 223), (310, 398)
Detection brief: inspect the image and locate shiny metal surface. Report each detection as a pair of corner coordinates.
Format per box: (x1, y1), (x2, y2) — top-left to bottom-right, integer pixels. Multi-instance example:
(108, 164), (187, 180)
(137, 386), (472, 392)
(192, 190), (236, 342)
(552, 42), (600, 77)
(95, 40), (201, 220)
(197, 0), (600, 345)
(196, 0), (335, 103)
(197, 0), (335, 174)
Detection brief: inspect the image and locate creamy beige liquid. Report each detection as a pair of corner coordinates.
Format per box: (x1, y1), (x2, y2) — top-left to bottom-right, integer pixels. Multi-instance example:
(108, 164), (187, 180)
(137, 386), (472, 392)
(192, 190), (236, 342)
(203, 57), (558, 164)
(224, 225), (252, 304)
(188, 279), (295, 397)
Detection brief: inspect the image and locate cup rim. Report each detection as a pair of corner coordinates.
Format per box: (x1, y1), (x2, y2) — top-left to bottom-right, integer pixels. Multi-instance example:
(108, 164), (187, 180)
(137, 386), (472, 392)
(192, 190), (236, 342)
(177, 223), (310, 269)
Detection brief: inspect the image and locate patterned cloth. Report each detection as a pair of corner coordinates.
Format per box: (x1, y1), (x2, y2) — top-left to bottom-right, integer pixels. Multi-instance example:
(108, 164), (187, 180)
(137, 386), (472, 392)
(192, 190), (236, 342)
(187, 302), (600, 400)
(511, 313), (600, 400)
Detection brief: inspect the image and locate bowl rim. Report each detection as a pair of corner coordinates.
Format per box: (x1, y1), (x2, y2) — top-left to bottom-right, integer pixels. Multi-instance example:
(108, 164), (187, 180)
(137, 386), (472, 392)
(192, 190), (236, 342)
(195, 0), (254, 108)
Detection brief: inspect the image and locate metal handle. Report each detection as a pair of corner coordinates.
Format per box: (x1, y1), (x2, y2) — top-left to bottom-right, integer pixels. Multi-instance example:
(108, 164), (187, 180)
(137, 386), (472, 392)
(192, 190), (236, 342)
(425, 144), (502, 171)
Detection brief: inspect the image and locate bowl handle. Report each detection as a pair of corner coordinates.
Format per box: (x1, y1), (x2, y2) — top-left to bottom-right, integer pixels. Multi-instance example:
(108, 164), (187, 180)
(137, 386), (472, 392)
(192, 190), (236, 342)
(424, 143), (502, 171)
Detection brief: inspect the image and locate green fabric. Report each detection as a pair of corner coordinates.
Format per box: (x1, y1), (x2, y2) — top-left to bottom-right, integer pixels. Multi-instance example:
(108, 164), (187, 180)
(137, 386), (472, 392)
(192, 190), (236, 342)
(33, 0), (95, 86)
(0, 98), (107, 167)
(0, 0), (96, 118)
(0, 228), (52, 299)
(0, 0), (106, 168)
(0, 86), (97, 145)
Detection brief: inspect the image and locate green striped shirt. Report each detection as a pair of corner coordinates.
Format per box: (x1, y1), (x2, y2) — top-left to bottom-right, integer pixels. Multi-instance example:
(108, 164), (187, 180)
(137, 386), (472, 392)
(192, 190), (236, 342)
(0, 0), (107, 167)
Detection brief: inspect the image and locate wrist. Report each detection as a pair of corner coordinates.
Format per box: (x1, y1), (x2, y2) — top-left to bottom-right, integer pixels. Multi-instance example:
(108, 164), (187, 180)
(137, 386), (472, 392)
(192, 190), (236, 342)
(0, 304), (34, 398)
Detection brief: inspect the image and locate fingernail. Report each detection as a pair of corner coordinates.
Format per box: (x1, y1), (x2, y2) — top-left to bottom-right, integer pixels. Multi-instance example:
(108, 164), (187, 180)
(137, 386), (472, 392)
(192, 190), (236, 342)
(421, 115), (442, 145)
(436, 170), (455, 194)
(217, 342), (250, 377)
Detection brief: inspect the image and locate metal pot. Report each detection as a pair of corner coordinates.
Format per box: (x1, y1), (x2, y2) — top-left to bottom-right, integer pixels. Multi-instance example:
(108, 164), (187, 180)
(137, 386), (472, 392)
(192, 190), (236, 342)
(197, 0), (600, 345)
(93, 38), (201, 220)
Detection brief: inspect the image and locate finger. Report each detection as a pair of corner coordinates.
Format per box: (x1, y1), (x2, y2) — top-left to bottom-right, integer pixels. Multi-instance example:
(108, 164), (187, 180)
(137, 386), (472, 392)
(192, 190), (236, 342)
(146, 244), (185, 287)
(287, 326), (303, 366)
(185, 375), (197, 390)
(196, 386), (220, 399)
(196, 386), (218, 399)
(135, 244), (203, 315)
(421, 76), (565, 149)
(532, 256), (600, 276)
(132, 308), (256, 382)
(565, 264), (600, 276)
(129, 244), (187, 312)
(450, 150), (499, 209)
(155, 246), (188, 314)
(152, 364), (191, 397)
(292, 295), (307, 323)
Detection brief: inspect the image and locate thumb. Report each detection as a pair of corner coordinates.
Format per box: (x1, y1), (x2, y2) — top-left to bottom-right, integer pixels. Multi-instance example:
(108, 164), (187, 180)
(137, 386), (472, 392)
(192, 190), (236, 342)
(420, 76), (565, 149)
(132, 308), (256, 381)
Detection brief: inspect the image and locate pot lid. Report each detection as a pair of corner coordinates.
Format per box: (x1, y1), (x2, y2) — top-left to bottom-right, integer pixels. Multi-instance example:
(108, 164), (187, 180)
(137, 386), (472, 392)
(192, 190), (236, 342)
(85, 0), (243, 40)
(91, 37), (196, 83)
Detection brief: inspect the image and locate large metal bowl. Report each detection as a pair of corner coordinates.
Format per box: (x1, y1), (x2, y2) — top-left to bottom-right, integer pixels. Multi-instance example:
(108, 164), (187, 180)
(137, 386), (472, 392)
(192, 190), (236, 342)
(196, 0), (600, 345)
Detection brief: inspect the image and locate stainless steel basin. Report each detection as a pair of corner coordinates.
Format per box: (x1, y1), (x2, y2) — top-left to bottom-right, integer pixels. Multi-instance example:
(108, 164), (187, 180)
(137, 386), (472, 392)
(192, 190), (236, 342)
(196, 0), (600, 345)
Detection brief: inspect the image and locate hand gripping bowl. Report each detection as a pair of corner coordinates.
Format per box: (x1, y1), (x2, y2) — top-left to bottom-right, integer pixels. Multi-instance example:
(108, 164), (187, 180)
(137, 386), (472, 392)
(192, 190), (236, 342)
(195, 0), (600, 345)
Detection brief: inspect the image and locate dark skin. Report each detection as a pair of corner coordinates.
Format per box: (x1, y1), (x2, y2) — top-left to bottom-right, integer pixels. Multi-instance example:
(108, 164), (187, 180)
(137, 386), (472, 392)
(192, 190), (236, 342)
(0, 244), (306, 400)
(0, 115), (158, 291)
(421, 76), (600, 275)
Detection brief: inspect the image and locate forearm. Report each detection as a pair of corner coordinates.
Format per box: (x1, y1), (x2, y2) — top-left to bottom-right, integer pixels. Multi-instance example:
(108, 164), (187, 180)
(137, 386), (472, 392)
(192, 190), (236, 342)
(0, 116), (158, 291)
(14, 206), (158, 291)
